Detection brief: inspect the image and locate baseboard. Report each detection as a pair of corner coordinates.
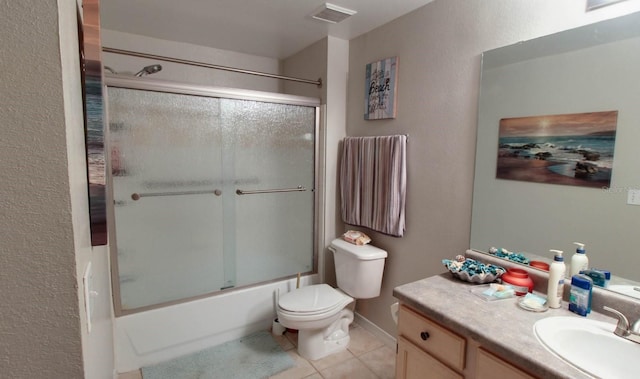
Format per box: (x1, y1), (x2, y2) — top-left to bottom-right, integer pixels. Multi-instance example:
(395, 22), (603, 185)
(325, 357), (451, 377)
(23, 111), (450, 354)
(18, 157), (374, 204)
(354, 312), (396, 349)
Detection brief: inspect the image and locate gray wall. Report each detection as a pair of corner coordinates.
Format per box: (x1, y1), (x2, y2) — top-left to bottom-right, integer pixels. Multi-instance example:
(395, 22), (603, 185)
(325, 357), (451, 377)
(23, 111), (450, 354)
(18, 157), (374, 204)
(346, 0), (640, 335)
(1, 0), (84, 377)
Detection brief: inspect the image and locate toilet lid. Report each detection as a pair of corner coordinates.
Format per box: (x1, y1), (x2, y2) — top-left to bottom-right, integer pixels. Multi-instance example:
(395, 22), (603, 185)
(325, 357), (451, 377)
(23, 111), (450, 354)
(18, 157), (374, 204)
(279, 284), (350, 313)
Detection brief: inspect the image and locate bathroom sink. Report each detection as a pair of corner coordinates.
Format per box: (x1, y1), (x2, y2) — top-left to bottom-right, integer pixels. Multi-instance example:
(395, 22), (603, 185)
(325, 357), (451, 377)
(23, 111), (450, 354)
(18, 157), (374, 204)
(534, 316), (638, 378)
(608, 285), (640, 300)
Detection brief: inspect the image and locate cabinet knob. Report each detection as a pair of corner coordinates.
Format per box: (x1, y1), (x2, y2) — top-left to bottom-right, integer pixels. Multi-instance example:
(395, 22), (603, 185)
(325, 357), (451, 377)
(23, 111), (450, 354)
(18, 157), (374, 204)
(420, 331), (430, 341)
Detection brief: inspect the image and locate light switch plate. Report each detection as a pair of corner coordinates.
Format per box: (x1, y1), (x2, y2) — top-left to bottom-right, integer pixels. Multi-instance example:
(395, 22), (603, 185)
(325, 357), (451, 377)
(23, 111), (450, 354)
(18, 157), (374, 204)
(627, 189), (640, 205)
(83, 262), (94, 333)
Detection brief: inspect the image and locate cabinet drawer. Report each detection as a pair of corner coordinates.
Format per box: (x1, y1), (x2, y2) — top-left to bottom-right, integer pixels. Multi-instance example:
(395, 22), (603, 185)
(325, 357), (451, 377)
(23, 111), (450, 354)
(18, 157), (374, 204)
(398, 305), (466, 371)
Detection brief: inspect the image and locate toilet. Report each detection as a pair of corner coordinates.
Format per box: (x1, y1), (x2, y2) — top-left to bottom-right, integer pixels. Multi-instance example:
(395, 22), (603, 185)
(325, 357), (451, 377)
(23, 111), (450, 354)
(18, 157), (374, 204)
(276, 238), (387, 360)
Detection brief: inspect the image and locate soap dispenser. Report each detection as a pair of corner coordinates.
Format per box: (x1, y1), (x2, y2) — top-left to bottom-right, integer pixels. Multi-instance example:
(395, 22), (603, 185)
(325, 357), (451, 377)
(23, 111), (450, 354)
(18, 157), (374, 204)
(547, 249), (566, 309)
(569, 242), (589, 277)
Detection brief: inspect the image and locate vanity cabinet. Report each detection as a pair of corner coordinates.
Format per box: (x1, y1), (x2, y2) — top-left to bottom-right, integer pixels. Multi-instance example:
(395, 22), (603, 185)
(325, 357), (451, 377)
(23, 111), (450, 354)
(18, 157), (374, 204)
(396, 304), (465, 379)
(395, 304), (537, 379)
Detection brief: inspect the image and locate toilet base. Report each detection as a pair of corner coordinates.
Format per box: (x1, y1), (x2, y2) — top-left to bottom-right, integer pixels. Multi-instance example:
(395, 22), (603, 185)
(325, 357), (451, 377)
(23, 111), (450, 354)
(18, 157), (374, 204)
(295, 309), (354, 361)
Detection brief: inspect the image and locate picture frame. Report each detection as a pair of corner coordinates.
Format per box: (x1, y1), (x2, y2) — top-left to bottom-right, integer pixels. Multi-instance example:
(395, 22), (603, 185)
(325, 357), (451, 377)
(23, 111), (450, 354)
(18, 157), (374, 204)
(364, 56), (398, 120)
(81, 0), (107, 246)
(496, 111), (618, 188)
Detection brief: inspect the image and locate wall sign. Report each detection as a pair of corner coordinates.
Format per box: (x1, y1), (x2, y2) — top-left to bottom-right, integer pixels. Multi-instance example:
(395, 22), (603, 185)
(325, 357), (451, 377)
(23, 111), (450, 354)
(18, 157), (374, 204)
(364, 57), (398, 120)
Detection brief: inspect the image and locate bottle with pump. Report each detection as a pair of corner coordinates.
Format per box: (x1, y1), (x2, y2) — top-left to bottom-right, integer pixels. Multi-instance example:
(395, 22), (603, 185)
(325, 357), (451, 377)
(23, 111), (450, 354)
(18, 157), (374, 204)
(569, 242), (589, 277)
(547, 249), (566, 308)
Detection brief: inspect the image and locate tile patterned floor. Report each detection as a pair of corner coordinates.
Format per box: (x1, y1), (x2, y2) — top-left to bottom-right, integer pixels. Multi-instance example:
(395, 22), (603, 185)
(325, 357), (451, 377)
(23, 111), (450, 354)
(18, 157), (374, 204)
(270, 323), (395, 379)
(118, 322), (396, 379)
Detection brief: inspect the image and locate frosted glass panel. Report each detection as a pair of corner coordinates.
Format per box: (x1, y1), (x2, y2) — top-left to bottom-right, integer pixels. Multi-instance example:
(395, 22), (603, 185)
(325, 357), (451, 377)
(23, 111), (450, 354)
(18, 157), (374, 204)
(108, 85), (317, 312)
(223, 99), (315, 286)
(109, 88), (226, 310)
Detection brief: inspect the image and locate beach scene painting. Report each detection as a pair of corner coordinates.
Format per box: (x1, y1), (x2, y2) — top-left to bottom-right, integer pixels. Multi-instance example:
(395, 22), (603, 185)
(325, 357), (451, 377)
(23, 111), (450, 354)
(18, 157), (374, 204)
(496, 111), (618, 188)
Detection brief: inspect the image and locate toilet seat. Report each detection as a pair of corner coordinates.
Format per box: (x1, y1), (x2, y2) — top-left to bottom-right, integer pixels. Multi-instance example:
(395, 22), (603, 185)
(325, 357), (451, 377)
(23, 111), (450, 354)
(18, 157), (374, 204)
(278, 284), (353, 316)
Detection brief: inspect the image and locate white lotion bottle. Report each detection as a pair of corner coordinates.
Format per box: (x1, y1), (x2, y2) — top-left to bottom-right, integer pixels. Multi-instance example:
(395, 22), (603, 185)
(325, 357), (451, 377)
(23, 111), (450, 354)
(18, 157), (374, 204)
(547, 249), (566, 309)
(569, 242), (589, 277)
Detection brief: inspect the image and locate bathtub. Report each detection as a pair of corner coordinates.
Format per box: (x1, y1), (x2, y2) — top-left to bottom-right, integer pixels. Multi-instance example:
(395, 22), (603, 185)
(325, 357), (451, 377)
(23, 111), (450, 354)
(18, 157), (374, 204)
(114, 275), (317, 373)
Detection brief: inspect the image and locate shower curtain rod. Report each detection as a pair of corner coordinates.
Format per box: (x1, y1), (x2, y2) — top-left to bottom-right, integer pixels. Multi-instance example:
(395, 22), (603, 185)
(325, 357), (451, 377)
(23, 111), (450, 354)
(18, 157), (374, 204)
(102, 47), (323, 88)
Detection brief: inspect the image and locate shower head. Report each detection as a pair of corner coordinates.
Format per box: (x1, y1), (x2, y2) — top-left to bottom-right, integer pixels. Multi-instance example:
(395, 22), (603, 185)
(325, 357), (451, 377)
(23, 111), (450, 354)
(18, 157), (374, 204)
(135, 64), (162, 77)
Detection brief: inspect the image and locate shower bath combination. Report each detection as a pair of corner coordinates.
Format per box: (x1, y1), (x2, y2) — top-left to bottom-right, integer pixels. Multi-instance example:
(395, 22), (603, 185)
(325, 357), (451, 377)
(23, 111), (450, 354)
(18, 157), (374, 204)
(104, 53), (323, 373)
(106, 75), (320, 314)
(104, 64), (163, 76)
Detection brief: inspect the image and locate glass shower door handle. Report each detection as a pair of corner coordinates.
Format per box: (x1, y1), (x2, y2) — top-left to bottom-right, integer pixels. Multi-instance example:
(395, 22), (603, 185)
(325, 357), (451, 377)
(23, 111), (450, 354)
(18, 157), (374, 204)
(235, 185), (306, 195)
(131, 189), (223, 200)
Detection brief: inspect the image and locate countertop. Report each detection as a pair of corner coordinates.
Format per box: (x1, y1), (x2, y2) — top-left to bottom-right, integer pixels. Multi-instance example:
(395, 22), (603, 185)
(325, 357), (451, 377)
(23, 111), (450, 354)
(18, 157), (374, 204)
(393, 274), (618, 379)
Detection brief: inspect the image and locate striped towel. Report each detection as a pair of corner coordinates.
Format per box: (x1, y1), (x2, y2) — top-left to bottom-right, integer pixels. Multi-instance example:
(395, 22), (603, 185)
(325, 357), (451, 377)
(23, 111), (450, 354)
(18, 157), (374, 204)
(340, 135), (407, 237)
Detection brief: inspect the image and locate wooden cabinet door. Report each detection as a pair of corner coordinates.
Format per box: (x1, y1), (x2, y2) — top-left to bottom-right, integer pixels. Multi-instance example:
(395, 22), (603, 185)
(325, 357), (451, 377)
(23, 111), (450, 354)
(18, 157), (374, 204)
(476, 347), (536, 379)
(396, 336), (464, 379)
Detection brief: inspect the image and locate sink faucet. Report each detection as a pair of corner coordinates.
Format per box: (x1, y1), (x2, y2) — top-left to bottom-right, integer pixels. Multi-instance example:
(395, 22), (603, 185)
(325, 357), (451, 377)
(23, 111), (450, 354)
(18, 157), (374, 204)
(632, 318), (640, 336)
(603, 306), (640, 344)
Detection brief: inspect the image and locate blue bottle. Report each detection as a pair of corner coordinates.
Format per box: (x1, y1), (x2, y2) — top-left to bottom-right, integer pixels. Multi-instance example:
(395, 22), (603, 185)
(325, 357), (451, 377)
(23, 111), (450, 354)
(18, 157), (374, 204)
(568, 275), (593, 316)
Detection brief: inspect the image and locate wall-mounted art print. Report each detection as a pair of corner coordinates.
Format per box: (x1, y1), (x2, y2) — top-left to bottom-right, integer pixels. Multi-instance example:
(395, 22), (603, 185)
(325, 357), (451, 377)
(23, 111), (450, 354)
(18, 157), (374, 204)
(496, 111), (618, 188)
(364, 56), (398, 120)
(81, 0), (107, 245)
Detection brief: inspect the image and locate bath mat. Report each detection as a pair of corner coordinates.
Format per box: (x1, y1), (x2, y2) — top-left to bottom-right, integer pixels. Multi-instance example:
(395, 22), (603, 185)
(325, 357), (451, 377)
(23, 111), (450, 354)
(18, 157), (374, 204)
(141, 331), (294, 379)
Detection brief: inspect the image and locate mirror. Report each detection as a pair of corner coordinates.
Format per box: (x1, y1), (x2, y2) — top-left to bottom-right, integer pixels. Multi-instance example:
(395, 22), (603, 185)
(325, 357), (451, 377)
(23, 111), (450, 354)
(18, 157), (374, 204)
(471, 11), (640, 298)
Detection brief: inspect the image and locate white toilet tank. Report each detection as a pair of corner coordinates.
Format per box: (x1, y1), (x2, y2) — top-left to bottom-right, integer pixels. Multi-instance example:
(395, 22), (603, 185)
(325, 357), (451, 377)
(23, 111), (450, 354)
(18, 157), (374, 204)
(330, 238), (387, 299)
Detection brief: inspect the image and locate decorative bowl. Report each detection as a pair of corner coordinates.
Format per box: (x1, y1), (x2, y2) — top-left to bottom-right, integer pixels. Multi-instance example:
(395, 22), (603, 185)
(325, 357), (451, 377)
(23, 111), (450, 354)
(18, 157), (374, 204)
(488, 247), (530, 265)
(529, 260), (550, 271)
(442, 257), (506, 284)
(501, 268), (534, 295)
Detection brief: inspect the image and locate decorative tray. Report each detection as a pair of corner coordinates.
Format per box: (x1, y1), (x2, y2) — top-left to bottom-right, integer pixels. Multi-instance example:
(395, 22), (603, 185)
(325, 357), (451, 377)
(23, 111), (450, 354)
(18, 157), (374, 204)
(442, 256), (506, 284)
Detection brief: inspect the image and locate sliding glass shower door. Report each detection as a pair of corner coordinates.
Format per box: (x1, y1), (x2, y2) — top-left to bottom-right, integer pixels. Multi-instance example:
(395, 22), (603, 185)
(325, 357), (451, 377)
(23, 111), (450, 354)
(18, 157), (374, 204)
(107, 81), (318, 312)
(225, 99), (315, 287)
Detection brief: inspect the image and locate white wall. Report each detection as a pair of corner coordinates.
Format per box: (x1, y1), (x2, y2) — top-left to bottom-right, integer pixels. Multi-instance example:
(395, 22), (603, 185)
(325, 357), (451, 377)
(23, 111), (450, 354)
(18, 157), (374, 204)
(102, 30), (281, 92)
(322, 37), (350, 285)
(346, 0), (640, 336)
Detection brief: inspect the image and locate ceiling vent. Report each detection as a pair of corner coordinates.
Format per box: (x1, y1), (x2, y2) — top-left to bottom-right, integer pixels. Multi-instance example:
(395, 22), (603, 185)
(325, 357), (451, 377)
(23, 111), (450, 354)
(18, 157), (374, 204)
(312, 3), (357, 24)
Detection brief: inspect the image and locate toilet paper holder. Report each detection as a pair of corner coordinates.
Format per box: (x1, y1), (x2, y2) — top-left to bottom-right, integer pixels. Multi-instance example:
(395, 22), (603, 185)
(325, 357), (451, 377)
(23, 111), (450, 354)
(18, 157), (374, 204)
(272, 318), (286, 335)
